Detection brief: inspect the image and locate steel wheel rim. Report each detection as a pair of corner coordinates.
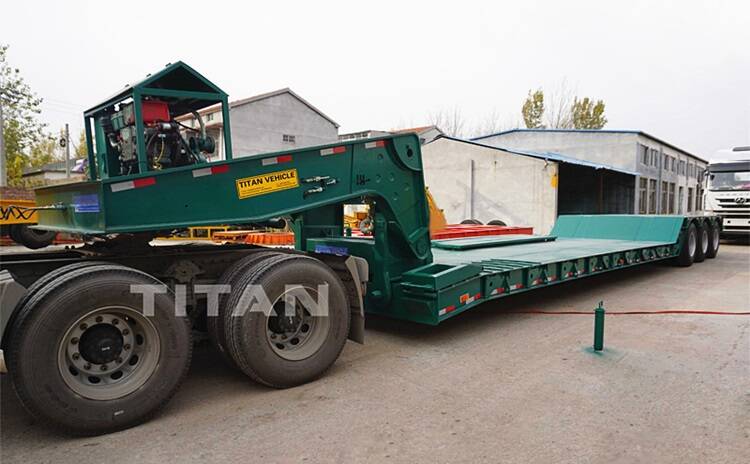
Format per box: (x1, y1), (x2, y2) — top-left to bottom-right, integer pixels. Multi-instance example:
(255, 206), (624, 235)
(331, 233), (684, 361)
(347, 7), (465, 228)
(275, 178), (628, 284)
(701, 229), (709, 254)
(688, 230), (696, 257)
(266, 286), (330, 361)
(57, 306), (160, 400)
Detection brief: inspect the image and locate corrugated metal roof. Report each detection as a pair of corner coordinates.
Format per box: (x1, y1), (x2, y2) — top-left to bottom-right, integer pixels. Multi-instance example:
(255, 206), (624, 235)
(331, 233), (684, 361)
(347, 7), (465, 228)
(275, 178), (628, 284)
(471, 128), (707, 164)
(430, 135), (639, 176)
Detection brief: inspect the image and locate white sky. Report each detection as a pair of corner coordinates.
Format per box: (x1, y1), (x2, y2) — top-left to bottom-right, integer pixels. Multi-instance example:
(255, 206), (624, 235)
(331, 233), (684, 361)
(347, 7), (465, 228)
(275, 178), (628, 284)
(4, 0), (749, 159)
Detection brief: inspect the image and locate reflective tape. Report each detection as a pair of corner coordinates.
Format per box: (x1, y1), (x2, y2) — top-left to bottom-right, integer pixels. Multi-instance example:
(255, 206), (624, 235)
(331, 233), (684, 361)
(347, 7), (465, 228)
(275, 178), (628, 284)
(111, 177), (156, 192)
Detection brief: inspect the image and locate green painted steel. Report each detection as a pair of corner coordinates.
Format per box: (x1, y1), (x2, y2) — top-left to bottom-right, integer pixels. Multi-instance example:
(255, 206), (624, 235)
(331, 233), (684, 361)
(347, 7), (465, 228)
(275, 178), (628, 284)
(594, 302), (605, 351)
(29, 62), (723, 327)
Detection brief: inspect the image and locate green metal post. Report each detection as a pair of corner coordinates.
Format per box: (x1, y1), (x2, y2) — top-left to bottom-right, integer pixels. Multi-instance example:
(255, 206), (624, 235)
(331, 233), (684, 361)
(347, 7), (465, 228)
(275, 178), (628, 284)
(132, 91), (148, 174)
(594, 301), (605, 351)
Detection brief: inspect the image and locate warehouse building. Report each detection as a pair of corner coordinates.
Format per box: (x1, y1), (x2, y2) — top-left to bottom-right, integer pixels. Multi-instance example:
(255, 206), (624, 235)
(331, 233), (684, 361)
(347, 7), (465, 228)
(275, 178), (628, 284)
(177, 88), (339, 160)
(472, 129), (708, 215)
(339, 125), (443, 145)
(422, 136), (637, 234)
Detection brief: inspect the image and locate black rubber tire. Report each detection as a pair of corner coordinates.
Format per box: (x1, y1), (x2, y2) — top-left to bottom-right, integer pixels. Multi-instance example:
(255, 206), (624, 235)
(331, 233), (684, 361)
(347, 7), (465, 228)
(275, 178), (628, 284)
(10, 224), (56, 249)
(705, 221), (720, 259)
(694, 222), (709, 263)
(2, 261), (109, 351)
(487, 219), (507, 227)
(8, 223), (22, 243)
(460, 219), (483, 225)
(7, 265), (192, 435)
(675, 223), (697, 267)
(224, 254), (350, 388)
(207, 250), (282, 368)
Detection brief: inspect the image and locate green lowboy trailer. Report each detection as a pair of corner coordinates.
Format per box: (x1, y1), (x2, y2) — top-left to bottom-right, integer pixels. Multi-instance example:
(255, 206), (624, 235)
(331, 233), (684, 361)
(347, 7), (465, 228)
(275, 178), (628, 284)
(0, 62), (722, 435)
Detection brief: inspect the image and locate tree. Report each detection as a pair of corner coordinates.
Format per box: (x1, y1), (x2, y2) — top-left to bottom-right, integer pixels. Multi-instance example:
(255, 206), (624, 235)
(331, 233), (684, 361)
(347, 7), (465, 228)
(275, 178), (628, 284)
(521, 89), (545, 129)
(428, 107), (466, 137)
(1, 44), (46, 185)
(74, 129), (87, 159)
(571, 97), (607, 129)
(544, 79), (575, 129)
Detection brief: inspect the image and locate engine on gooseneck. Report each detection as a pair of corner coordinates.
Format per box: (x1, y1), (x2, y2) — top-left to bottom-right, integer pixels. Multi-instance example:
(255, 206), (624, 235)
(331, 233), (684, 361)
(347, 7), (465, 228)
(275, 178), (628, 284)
(105, 99), (215, 174)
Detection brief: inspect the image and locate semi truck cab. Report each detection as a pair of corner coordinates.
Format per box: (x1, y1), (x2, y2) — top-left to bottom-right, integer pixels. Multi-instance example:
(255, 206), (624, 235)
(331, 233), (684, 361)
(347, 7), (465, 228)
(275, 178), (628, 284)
(703, 160), (750, 237)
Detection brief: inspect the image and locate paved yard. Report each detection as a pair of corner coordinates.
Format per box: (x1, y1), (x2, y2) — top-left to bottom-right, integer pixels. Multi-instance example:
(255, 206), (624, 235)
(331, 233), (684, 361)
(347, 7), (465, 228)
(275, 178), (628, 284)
(2, 243), (749, 463)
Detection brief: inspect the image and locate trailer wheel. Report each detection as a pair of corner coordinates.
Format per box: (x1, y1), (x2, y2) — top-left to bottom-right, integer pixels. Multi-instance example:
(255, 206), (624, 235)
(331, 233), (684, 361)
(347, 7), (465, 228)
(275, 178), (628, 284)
(461, 219), (483, 225)
(675, 223), (698, 267)
(693, 222), (709, 263)
(705, 221), (720, 259)
(224, 254), (350, 388)
(487, 219), (507, 226)
(7, 265), (191, 435)
(9, 224), (56, 249)
(207, 250), (281, 368)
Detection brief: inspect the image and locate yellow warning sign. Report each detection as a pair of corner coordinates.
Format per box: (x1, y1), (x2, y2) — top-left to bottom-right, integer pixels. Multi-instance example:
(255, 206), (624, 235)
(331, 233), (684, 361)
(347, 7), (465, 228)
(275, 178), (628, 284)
(236, 168), (299, 199)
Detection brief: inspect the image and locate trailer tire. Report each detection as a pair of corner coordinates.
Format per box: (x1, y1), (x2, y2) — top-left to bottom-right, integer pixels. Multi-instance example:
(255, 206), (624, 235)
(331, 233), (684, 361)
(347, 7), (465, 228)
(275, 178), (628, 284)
(10, 224), (56, 249)
(224, 254), (350, 388)
(694, 222), (709, 263)
(705, 221), (720, 259)
(675, 223), (697, 267)
(7, 265), (192, 435)
(207, 250), (282, 368)
(461, 219), (482, 225)
(487, 219), (507, 226)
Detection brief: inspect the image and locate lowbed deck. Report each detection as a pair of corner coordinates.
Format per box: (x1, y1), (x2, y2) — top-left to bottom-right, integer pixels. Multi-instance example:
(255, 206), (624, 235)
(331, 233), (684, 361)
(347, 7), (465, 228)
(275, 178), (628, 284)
(389, 215), (714, 325)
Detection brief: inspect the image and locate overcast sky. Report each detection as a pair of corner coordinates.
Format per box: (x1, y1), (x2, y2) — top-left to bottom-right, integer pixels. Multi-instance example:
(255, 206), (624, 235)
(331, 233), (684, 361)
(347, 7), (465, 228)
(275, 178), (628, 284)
(4, 0), (749, 160)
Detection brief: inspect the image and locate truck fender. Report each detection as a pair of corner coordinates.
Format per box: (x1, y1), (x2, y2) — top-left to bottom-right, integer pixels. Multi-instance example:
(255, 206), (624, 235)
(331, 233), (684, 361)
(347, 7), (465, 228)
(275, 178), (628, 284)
(315, 254), (368, 344)
(0, 270), (27, 373)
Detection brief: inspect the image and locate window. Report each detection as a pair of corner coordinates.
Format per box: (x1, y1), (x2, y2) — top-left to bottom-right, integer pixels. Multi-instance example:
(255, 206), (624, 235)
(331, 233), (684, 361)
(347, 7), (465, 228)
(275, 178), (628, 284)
(687, 187), (694, 212)
(696, 187), (703, 210)
(282, 134), (296, 143)
(641, 145), (650, 165)
(663, 154), (669, 170)
(678, 186), (684, 214)
(679, 160), (686, 175)
(639, 178), (648, 213)
(651, 149), (659, 167)
(206, 113), (214, 122)
(668, 183), (675, 214)
(648, 179), (657, 213)
(688, 163), (694, 178)
(671, 157), (677, 172)
(661, 181), (669, 213)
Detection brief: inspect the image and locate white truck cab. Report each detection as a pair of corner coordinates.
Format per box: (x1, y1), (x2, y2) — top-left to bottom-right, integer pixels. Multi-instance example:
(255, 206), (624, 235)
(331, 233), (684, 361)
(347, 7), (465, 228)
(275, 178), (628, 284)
(704, 160), (750, 237)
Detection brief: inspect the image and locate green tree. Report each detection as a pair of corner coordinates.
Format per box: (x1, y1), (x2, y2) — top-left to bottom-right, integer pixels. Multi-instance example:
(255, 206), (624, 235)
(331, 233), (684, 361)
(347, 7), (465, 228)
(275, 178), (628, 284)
(1, 44), (46, 185)
(571, 97), (607, 129)
(75, 129), (87, 159)
(521, 89), (545, 129)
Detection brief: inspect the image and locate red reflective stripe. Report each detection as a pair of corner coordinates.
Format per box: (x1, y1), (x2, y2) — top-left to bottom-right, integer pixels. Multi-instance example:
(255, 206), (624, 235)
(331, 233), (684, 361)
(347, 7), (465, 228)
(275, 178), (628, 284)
(474, 293), (481, 299)
(445, 305), (456, 313)
(211, 164), (229, 174)
(332, 146), (346, 154)
(277, 154), (293, 163)
(133, 177), (156, 188)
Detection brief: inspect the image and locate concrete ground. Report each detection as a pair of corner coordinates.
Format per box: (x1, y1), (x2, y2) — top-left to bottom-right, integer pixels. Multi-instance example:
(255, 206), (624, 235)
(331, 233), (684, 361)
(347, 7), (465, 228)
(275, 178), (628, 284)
(1, 243), (749, 463)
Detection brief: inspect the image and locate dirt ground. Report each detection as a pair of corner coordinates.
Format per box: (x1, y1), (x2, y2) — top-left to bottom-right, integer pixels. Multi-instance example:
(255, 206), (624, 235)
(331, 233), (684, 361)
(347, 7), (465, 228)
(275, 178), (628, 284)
(1, 242), (749, 464)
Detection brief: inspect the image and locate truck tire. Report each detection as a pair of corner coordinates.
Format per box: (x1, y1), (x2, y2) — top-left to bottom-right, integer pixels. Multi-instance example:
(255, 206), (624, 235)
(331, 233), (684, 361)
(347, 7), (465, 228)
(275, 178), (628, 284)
(2, 261), (109, 351)
(675, 223), (697, 267)
(10, 224), (56, 249)
(224, 254), (350, 388)
(7, 265), (192, 435)
(705, 221), (720, 259)
(693, 222), (709, 263)
(461, 219), (482, 225)
(207, 250), (282, 368)
(487, 219), (507, 226)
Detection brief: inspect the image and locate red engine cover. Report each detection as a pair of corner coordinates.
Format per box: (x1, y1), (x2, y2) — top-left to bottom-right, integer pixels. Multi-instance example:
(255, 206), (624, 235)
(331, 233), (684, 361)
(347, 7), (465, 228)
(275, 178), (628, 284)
(127, 101), (170, 125)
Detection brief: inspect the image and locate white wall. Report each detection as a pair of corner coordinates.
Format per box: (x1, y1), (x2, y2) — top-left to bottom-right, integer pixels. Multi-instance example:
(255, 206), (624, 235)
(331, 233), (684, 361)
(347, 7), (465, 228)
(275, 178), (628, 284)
(422, 138), (558, 235)
(230, 93), (338, 157)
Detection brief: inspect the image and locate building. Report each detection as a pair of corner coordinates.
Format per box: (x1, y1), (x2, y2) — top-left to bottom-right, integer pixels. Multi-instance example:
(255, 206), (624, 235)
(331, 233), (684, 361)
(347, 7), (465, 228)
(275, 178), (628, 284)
(423, 136), (636, 234)
(177, 88), (339, 160)
(339, 125), (443, 145)
(472, 129), (708, 216)
(21, 160), (87, 186)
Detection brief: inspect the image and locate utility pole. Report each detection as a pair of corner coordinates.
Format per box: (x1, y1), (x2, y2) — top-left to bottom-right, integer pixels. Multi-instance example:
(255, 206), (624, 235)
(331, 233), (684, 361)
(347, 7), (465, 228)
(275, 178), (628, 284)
(64, 123), (71, 178)
(0, 99), (6, 187)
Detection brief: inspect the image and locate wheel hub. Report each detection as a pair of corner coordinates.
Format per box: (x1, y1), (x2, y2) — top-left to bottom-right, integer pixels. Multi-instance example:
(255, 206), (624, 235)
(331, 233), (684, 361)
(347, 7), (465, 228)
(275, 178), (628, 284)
(265, 287), (330, 361)
(79, 324), (123, 365)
